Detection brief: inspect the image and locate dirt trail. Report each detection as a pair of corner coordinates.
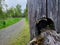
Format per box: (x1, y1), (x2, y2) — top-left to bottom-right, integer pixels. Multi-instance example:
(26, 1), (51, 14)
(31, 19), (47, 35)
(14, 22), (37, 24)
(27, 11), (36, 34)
(0, 19), (25, 45)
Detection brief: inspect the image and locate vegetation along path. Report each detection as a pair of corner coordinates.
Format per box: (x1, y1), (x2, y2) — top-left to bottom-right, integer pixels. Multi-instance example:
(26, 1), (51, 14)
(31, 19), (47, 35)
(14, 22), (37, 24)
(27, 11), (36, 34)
(0, 19), (25, 45)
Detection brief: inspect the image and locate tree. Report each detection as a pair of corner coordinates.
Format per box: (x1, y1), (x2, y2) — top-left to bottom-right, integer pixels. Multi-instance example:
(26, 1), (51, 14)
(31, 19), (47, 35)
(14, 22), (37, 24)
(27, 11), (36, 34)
(23, 4), (28, 18)
(6, 4), (22, 18)
(15, 4), (22, 17)
(0, 0), (4, 19)
(6, 8), (15, 18)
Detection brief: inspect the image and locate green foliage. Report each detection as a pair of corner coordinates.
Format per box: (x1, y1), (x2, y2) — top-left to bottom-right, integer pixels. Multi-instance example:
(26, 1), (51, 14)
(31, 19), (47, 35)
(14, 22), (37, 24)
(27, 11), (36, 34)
(0, 18), (21, 29)
(6, 8), (14, 18)
(0, 0), (3, 19)
(0, 0), (28, 19)
(14, 4), (22, 17)
(0, 0), (7, 19)
(23, 6), (28, 19)
(0, 0), (22, 19)
(6, 4), (22, 18)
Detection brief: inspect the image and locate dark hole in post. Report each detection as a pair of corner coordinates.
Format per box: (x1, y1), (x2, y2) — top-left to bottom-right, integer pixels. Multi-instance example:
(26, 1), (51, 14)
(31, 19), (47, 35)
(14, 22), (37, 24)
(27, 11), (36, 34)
(47, 18), (55, 30)
(36, 18), (55, 35)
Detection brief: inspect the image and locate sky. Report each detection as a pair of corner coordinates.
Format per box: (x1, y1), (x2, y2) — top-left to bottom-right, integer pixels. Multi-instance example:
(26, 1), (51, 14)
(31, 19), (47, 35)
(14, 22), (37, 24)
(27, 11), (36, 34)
(3, 0), (27, 12)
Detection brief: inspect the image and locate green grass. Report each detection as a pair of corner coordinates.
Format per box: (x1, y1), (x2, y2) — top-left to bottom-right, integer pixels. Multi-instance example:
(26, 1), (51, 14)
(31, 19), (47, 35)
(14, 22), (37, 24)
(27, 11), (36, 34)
(19, 20), (30, 45)
(0, 18), (21, 29)
(10, 19), (30, 45)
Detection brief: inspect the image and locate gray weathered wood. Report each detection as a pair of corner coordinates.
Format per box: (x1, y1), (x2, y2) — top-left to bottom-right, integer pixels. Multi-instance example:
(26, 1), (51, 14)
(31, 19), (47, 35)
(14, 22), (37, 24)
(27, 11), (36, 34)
(28, 0), (60, 39)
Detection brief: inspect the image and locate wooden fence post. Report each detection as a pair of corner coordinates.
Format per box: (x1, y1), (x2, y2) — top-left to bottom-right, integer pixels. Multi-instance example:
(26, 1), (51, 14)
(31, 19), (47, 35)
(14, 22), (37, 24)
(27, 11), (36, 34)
(28, 0), (60, 40)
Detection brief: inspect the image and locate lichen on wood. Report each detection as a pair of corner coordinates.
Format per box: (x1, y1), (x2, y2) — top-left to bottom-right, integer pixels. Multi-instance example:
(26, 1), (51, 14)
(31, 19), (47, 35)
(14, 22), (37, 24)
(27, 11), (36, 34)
(29, 29), (60, 45)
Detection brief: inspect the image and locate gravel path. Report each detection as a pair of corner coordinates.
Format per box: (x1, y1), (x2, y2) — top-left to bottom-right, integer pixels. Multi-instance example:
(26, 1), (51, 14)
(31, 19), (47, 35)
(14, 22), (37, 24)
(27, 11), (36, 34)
(0, 19), (25, 45)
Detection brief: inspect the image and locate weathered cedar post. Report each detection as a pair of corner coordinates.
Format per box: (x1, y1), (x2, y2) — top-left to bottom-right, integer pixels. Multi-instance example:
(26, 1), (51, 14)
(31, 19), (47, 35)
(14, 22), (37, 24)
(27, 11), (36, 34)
(28, 0), (60, 40)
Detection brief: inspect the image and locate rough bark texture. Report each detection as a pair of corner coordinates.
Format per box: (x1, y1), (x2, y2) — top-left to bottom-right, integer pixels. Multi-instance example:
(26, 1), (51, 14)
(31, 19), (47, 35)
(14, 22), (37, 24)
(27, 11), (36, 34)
(28, 0), (60, 39)
(29, 29), (60, 45)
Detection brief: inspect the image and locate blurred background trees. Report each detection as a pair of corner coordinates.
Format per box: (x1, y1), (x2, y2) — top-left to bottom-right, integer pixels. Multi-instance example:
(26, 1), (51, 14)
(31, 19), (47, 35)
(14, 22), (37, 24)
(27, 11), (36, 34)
(0, 0), (28, 29)
(23, 4), (28, 20)
(0, 0), (28, 19)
